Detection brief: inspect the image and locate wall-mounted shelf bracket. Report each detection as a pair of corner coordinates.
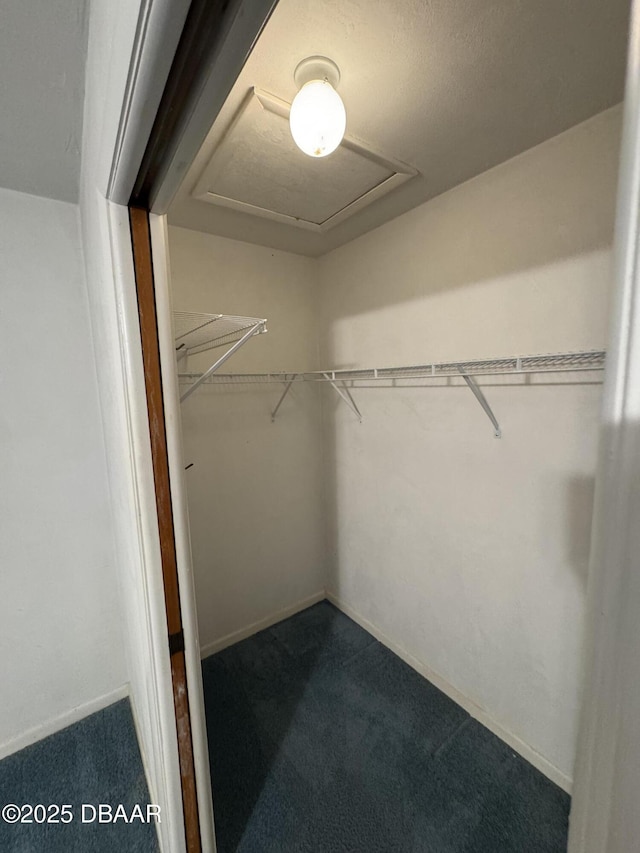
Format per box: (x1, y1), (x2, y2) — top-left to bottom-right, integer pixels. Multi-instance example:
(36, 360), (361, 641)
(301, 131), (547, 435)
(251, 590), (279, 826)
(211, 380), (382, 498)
(271, 374), (297, 422)
(175, 312), (267, 403)
(323, 372), (363, 422)
(460, 372), (501, 438)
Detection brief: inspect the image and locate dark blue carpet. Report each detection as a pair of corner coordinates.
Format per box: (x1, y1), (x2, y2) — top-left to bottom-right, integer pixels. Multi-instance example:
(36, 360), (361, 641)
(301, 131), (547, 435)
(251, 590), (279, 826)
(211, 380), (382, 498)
(203, 601), (570, 852)
(0, 698), (159, 852)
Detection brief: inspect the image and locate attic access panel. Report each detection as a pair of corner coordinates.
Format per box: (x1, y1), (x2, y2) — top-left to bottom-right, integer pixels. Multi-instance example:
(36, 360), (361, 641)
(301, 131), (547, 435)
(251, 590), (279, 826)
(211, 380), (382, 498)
(192, 88), (418, 232)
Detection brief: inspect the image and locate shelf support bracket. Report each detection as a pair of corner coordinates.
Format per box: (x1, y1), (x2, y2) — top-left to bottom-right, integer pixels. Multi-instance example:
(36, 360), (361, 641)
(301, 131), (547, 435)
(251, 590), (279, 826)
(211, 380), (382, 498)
(323, 373), (363, 422)
(460, 372), (502, 438)
(180, 321), (266, 403)
(271, 375), (297, 422)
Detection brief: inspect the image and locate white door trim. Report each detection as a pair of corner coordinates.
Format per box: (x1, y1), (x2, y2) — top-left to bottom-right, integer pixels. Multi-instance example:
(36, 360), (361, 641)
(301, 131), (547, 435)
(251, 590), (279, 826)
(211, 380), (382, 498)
(569, 1), (640, 850)
(103, 199), (188, 853)
(107, 0), (191, 205)
(150, 213), (217, 853)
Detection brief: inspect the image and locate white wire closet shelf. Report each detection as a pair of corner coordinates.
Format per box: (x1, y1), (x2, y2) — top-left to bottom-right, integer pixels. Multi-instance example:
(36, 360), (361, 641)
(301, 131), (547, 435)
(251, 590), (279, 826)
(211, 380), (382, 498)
(174, 311), (267, 402)
(177, 349), (605, 383)
(174, 311), (268, 354)
(177, 349), (606, 437)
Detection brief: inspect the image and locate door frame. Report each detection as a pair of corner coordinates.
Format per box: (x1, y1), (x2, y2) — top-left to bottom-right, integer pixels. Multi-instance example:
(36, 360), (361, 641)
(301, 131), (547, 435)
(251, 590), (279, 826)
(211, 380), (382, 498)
(114, 2), (277, 851)
(106, 0), (640, 850)
(568, 1), (640, 850)
(128, 207), (207, 853)
(149, 212), (217, 850)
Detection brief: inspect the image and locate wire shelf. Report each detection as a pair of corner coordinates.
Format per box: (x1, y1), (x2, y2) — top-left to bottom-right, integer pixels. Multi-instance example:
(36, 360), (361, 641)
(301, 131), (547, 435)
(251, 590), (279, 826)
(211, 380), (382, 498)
(177, 350), (606, 385)
(174, 311), (267, 356)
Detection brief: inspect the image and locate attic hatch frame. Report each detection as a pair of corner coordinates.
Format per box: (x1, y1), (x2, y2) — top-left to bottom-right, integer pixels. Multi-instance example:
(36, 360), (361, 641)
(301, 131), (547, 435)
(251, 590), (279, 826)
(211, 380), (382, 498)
(111, 0), (640, 851)
(125, 2), (278, 852)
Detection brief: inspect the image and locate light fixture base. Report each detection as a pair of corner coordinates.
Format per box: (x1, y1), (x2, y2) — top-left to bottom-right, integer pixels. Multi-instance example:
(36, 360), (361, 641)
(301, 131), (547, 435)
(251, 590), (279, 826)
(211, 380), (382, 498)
(294, 56), (341, 90)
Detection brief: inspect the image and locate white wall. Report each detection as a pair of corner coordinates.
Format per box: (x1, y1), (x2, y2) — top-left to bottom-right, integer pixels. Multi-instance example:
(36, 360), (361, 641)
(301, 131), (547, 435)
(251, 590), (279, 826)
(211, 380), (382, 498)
(318, 105), (622, 788)
(0, 0), (88, 203)
(168, 228), (326, 651)
(0, 187), (125, 752)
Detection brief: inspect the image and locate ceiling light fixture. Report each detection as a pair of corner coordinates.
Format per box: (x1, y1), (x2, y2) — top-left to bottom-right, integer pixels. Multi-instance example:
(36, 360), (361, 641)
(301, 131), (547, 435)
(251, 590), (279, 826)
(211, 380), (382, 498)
(289, 56), (346, 158)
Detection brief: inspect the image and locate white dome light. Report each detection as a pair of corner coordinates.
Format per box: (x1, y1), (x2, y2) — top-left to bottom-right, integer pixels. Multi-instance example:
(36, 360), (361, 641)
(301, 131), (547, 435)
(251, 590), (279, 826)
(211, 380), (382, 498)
(289, 57), (346, 158)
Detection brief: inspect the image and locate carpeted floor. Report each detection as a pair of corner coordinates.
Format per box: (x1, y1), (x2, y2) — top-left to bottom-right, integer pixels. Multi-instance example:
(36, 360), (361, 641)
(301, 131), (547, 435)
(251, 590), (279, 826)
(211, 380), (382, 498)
(0, 698), (159, 853)
(202, 600), (570, 853)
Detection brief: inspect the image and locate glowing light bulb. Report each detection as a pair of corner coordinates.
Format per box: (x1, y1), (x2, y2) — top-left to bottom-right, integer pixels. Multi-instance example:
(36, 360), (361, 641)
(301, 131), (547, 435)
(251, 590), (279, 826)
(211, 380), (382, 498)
(289, 79), (346, 158)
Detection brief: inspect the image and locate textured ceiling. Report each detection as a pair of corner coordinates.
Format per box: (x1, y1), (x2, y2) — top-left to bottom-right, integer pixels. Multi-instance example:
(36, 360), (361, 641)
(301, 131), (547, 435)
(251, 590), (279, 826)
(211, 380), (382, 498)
(191, 88), (416, 231)
(168, 0), (630, 257)
(0, 0), (88, 203)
